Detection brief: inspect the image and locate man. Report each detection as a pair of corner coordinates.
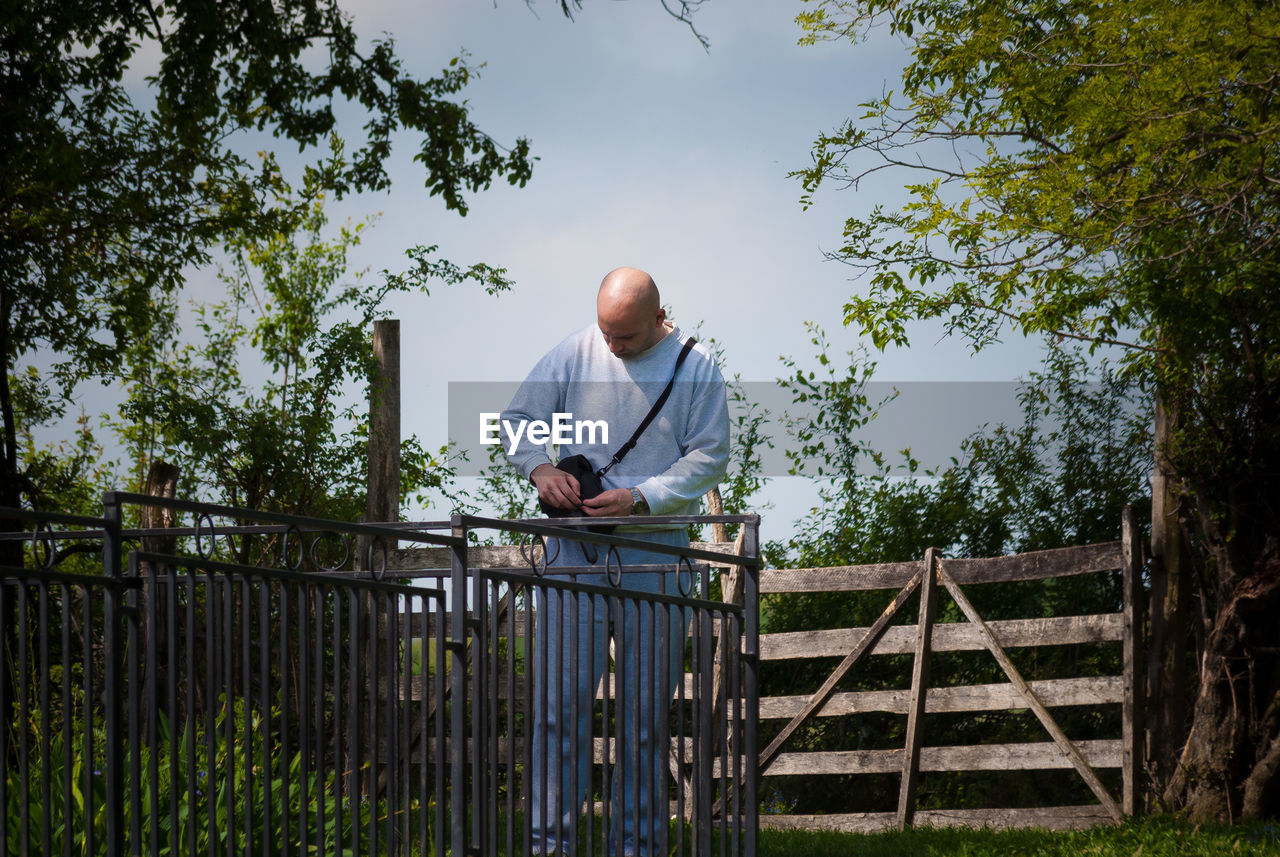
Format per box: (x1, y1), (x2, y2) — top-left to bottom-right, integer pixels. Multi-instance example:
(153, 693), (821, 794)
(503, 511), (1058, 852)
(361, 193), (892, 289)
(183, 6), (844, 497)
(501, 266), (729, 856)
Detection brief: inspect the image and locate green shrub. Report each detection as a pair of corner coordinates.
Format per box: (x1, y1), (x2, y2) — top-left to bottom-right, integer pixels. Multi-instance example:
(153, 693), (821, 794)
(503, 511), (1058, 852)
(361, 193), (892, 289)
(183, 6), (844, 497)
(5, 698), (428, 856)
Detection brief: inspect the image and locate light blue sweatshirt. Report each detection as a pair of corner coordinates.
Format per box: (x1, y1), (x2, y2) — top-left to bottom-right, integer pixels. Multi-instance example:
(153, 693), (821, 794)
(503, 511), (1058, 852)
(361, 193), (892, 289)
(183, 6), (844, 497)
(501, 324), (730, 530)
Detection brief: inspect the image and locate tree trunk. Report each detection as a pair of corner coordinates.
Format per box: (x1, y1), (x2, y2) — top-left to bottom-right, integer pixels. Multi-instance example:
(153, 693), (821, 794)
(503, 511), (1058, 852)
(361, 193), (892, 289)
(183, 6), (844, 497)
(1164, 536), (1280, 821)
(137, 460), (181, 738)
(1146, 396), (1193, 803)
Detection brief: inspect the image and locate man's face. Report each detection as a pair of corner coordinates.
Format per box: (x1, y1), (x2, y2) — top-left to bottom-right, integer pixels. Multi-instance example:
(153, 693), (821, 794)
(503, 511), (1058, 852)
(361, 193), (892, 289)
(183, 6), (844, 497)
(597, 303), (665, 358)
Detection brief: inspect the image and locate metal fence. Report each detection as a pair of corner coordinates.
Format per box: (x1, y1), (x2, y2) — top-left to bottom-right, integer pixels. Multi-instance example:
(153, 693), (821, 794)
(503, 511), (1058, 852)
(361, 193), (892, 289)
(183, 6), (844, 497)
(0, 494), (759, 857)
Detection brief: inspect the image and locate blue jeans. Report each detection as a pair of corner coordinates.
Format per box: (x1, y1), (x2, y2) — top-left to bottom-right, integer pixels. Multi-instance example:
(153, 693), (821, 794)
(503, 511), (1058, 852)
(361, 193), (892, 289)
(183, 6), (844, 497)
(529, 530), (690, 857)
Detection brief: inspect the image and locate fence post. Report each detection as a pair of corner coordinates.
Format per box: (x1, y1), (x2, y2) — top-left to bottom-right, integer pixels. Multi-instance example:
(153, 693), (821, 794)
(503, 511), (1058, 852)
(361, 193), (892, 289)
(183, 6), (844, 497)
(742, 515), (761, 857)
(101, 491), (124, 857)
(449, 514), (469, 857)
(360, 319), (400, 794)
(898, 546), (940, 829)
(137, 461), (179, 742)
(367, 318), (400, 544)
(470, 527), (488, 856)
(1147, 395), (1189, 790)
(1122, 505), (1145, 815)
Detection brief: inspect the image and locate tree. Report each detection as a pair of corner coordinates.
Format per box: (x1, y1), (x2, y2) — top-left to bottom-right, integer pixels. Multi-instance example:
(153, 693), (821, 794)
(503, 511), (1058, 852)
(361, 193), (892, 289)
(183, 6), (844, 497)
(795, 0), (1280, 819)
(111, 185), (501, 562)
(1, 0), (540, 518)
(3, 0), (718, 508)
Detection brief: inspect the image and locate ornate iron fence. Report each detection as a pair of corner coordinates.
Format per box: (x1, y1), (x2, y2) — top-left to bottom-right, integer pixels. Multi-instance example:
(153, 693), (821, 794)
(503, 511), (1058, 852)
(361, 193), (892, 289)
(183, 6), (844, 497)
(0, 495), (759, 857)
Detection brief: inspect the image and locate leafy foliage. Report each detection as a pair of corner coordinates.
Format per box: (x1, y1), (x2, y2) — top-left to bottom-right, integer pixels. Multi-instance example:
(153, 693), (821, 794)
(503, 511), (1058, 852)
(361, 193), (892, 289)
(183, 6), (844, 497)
(2, 0), (535, 511)
(106, 187), (498, 553)
(796, 0), (1278, 351)
(6, 704), (387, 856)
(760, 334), (1151, 814)
(793, 0), (1280, 818)
(793, 1), (1279, 534)
(770, 333), (1151, 571)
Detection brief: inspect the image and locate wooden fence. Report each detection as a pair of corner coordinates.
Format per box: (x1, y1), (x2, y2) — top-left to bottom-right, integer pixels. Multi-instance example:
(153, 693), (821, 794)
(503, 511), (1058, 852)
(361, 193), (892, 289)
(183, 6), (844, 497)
(364, 323), (1145, 833)
(384, 505), (1142, 834)
(751, 505), (1144, 832)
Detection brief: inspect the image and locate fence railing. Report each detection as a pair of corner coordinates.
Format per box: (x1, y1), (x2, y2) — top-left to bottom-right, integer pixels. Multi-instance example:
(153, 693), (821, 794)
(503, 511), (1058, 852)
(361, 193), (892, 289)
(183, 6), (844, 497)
(0, 495), (760, 857)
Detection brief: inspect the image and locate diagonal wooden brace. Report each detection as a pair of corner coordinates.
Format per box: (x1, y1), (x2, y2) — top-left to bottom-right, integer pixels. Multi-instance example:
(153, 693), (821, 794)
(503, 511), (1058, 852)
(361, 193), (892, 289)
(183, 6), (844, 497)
(936, 563), (1124, 823)
(757, 566), (924, 776)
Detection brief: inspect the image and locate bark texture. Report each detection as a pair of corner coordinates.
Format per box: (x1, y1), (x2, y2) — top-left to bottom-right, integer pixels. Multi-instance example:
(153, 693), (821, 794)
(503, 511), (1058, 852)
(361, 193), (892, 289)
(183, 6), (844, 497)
(1165, 538), (1280, 821)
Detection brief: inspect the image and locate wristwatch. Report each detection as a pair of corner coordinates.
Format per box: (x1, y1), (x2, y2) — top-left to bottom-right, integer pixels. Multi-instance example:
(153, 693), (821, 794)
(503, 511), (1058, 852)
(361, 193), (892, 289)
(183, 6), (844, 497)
(630, 487), (649, 516)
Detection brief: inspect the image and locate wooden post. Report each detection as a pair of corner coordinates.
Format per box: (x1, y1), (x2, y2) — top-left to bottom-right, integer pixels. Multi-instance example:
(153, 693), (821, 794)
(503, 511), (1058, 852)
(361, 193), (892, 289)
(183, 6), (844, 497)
(704, 524), (746, 820)
(367, 318), (401, 546)
(897, 547), (939, 830)
(361, 320), (399, 795)
(1147, 395), (1188, 793)
(1121, 504), (1145, 816)
(138, 460), (180, 738)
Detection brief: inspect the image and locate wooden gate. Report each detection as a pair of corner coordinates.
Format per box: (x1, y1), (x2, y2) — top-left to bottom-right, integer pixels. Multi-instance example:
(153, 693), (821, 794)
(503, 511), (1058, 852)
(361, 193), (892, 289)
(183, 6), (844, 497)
(755, 507), (1144, 832)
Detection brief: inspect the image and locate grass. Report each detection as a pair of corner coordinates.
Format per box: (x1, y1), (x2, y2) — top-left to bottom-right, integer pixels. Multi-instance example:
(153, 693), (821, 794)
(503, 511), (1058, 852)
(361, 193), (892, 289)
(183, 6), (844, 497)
(757, 816), (1280, 857)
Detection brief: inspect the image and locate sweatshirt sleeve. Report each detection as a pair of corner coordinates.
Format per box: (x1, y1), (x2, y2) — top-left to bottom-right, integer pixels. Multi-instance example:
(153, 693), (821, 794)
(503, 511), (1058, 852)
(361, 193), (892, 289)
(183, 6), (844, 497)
(499, 344), (569, 481)
(633, 357), (730, 516)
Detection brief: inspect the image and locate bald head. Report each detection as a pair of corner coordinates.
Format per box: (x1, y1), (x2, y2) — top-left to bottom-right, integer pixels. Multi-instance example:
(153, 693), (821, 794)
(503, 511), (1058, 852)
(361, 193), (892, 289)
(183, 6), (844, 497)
(596, 267), (669, 358)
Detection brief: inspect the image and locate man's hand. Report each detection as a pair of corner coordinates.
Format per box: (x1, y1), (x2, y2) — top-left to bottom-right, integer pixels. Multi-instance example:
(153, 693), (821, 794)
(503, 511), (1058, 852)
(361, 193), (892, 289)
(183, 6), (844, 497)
(581, 488), (634, 518)
(530, 463), (581, 510)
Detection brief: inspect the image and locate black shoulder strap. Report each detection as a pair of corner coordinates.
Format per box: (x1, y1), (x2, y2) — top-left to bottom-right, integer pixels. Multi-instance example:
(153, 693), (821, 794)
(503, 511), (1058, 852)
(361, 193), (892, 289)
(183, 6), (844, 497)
(597, 337), (696, 478)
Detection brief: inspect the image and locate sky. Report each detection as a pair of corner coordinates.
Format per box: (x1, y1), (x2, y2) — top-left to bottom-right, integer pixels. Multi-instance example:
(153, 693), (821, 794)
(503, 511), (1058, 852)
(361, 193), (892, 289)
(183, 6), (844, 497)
(38, 0), (1050, 534)
(327, 0), (1052, 377)
(321, 0), (1048, 528)
(310, 1), (1047, 525)
(341, 0), (876, 382)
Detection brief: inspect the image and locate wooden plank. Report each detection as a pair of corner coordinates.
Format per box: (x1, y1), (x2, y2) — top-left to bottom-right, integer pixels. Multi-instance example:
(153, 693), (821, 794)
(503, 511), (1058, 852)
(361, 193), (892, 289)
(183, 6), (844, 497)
(759, 560), (922, 593)
(914, 805), (1120, 831)
(540, 737), (1124, 779)
(758, 676), (1125, 719)
(759, 542), (1121, 593)
(938, 542), (1122, 584)
(757, 568), (923, 776)
(936, 566), (1124, 822)
(760, 804), (1117, 833)
(759, 812), (897, 834)
(899, 547), (939, 829)
(1121, 504), (1145, 816)
(763, 739), (1122, 776)
(922, 739), (1122, 772)
(761, 613), (1123, 660)
(406, 671), (1123, 712)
